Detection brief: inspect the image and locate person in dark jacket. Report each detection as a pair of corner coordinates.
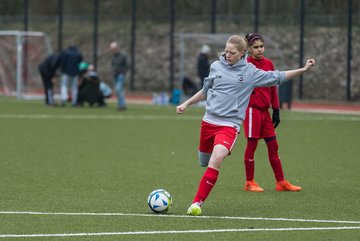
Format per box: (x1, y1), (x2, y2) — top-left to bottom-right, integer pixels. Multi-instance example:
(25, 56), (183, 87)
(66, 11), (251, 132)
(110, 41), (127, 111)
(38, 53), (61, 106)
(59, 46), (83, 106)
(197, 44), (211, 89)
(77, 62), (106, 107)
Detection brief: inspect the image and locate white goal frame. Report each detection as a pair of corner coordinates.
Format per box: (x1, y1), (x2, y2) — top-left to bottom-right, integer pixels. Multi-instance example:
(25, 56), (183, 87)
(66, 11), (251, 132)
(0, 30), (52, 99)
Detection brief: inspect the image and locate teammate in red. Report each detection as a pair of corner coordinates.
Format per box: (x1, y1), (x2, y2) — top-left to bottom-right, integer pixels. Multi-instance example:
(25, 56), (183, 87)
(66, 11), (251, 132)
(242, 33), (301, 192)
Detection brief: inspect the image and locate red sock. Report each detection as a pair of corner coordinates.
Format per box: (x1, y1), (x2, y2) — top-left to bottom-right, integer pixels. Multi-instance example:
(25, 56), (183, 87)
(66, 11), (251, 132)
(266, 138), (285, 181)
(244, 138), (258, 181)
(193, 167), (219, 205)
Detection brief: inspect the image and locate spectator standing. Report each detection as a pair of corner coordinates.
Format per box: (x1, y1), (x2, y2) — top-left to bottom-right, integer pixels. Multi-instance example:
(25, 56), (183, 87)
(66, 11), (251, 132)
(242, 33), (301, 192)
(38, 53), (61, 106)
(59, 45), (83, 106)
(110, 42), (127, 111)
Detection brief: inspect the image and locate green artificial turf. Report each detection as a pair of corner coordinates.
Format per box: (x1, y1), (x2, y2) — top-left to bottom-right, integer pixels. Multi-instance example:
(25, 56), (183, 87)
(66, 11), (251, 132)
(0, 97), (359, 240)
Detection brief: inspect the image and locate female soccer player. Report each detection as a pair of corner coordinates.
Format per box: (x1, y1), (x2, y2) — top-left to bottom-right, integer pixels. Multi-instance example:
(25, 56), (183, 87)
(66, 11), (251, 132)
(176, 35), (315, 216)
(242, 33), (301, 192)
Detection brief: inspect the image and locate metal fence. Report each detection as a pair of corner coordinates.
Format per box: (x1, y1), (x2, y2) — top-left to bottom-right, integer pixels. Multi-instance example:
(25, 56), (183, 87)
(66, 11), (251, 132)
(0, 0), (359, 102)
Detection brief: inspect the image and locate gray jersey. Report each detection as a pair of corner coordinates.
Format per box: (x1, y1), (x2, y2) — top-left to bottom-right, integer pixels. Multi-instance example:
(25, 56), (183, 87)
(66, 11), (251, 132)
(202, 55), (287, 126)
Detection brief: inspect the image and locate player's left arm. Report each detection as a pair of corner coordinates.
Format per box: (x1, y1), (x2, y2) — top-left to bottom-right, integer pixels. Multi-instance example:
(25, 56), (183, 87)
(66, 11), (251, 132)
(269, 61), (280, 128)
(270, 86), (280, 128)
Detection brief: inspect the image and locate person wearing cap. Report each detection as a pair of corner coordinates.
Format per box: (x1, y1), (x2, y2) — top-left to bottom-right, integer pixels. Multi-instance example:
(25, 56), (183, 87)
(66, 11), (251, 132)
(197, 44), (211, 89)
(242, 33), (301, 192)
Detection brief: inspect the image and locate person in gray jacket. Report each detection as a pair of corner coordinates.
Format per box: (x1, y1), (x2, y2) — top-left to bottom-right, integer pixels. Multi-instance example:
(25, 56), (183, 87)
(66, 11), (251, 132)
(176, 35), (315, 216)
(110, 41), (127, 111)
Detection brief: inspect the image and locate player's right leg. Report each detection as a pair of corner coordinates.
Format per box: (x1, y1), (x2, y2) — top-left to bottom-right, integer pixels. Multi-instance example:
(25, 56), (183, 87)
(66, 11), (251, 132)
(188, 124), (237, 215)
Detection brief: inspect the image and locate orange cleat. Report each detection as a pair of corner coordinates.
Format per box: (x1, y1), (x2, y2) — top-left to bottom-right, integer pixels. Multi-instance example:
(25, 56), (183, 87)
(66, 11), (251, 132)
(276, 180), (302, 191)
(244, 180), (264, 192)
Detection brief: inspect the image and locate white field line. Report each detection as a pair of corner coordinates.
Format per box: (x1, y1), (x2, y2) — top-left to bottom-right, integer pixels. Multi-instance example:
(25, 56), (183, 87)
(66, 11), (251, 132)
(0, 113), (360, 121)
(0, 113), (201, 120)
(1, 211), (360, 224)
(0, 226), (360, 238)
(291, 108), (360, 115)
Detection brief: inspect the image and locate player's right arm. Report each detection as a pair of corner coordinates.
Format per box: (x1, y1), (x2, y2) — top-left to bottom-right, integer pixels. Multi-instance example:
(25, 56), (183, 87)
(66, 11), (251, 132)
(176, 90), (206, 114)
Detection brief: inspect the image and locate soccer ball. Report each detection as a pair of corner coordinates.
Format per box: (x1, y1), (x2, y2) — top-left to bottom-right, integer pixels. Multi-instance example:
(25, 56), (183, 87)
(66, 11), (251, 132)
(147, 189), (172, 214)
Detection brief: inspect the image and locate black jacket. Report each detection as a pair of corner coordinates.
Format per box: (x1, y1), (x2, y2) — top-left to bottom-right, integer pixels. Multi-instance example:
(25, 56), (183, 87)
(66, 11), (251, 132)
(38, 53), (61, 77)
(59, 46), (83, 76)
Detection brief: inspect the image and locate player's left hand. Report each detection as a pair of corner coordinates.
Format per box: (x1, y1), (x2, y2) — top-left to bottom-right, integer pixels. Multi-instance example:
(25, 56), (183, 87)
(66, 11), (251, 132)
(272, 109), (280, 128)
(304, 59), (316, 71)
(176, 103), (187, 114)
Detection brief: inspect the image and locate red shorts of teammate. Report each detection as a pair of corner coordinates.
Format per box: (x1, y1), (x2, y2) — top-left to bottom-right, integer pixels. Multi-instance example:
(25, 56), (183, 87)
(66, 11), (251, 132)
(198, 120), (239, 154)
(243, 107), (276, 139)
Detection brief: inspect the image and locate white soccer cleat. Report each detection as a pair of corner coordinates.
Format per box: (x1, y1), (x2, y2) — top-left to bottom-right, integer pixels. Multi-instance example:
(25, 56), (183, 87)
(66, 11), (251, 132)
(187, 202), (201, 216)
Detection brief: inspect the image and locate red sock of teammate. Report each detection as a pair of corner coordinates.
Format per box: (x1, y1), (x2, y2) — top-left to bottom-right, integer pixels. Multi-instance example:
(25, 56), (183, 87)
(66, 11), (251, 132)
(193, 167), (219, 205)
(244, 138), (258, 181)
(265, 138), (285, 182)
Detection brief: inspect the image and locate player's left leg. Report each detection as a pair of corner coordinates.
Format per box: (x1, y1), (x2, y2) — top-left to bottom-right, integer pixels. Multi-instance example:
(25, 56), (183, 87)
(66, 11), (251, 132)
(265, 136), (301, 191)
(264, 136), (284, 181)
(262, 110), (301, 191)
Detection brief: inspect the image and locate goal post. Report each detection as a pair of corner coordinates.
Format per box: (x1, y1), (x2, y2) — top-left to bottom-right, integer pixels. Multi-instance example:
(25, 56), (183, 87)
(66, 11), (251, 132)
(0, 31), (53, 99)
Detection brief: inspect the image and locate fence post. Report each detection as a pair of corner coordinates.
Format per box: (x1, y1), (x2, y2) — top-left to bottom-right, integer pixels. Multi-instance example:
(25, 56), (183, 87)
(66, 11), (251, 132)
(298, 0), (305, 100)
(169, 0), (175, 92)
(346, 0), (352, 101)
(24, 0), (29, 31)
(93, 0), (99, 70)
(253, 0), (259, 33)
(211, 0), (217, 33)
(130, 0), (136, 91)
(57, 0), (63, 52)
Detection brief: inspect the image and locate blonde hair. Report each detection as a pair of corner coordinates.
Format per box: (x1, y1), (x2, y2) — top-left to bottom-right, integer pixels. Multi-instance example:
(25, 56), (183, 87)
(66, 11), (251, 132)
(218, 35), (248, 57)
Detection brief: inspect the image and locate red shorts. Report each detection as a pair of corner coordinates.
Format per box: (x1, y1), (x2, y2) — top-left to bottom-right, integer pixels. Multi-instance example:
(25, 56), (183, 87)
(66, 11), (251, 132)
(243, 107), (276, 139)
(198, 121), (239, 154)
